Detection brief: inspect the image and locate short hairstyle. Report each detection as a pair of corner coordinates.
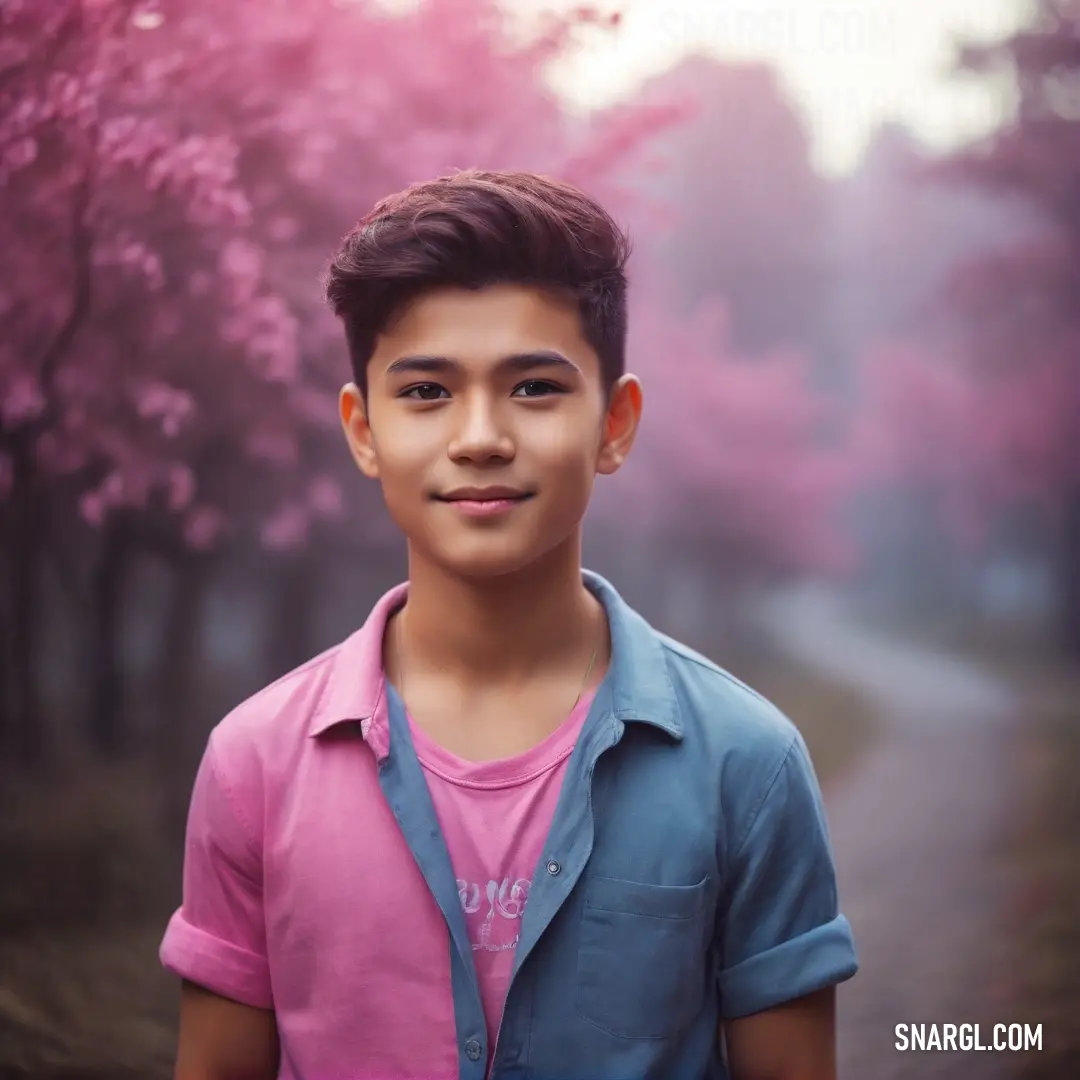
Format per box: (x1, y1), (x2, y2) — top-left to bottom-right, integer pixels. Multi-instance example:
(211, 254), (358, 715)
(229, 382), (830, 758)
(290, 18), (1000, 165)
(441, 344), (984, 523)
(324, 170), (631, 396)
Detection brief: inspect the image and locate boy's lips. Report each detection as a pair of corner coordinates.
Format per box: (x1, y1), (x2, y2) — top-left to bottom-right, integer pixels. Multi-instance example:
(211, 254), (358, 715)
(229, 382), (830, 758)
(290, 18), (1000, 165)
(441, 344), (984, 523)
(436, 485), (532, 502)
(434, 486), (535, 518)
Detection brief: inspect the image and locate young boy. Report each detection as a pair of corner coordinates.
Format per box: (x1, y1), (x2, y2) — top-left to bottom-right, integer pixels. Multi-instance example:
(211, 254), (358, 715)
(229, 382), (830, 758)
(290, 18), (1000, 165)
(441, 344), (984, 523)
(161, 170), (858, 1080)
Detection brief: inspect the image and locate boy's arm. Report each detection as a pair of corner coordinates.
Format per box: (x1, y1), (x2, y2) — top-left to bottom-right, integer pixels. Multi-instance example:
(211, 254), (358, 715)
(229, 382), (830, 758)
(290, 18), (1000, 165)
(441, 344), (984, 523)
(714, 729), (857, 1080)
(160, 734), (278, 1080)
(721, 985), (836, 1080)
(176, 980), (279, 1080)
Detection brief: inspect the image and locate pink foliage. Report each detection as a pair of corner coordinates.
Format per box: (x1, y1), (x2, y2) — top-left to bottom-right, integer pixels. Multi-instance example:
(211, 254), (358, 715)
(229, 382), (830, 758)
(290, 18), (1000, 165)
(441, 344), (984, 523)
(596, 300), (856, 578)
(938, 3), (1080, 539)
(852, 342), (992, 550)
(850, 337), (1077, 550)
(0, 0), (276, 547)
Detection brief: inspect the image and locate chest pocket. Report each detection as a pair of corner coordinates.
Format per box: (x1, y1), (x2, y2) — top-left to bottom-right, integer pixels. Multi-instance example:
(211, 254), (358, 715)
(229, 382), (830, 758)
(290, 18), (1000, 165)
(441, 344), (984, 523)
(575, 872), (711, 1039)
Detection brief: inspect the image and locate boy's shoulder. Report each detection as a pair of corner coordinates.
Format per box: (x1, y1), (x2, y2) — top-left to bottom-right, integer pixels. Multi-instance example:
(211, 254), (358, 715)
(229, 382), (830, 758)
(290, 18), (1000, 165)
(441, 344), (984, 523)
(203, 634), (357, 775)
(651, 628), (805, 776)
(203, 580), (403, 775)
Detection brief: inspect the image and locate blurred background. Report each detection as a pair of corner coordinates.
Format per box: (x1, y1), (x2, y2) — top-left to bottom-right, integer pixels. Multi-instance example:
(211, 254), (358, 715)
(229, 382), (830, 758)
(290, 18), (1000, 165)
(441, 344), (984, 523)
(1, 0), (1077, 1077)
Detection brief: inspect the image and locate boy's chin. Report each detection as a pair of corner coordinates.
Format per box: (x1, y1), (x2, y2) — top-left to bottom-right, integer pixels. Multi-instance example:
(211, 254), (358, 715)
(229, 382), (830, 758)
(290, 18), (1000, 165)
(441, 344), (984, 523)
(423, 538), (556, 583)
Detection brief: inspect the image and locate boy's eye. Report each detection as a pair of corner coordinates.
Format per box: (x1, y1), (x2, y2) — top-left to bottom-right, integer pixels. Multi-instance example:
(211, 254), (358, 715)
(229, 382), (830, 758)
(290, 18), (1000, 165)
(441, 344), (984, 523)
(513, 380), (563, 397)
(401, 383), (448, 400)
(401, 380), (564, 400)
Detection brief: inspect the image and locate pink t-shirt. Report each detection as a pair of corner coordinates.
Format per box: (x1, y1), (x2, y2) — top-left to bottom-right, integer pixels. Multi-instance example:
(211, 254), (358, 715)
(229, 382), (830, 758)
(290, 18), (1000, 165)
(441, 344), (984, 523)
(408, 691), (592, 1060)
(160, 581), (591, 1080)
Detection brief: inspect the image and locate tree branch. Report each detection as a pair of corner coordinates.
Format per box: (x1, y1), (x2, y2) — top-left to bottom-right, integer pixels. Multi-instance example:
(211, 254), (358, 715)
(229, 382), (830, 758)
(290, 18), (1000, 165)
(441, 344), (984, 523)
(37, 171), (94, 399)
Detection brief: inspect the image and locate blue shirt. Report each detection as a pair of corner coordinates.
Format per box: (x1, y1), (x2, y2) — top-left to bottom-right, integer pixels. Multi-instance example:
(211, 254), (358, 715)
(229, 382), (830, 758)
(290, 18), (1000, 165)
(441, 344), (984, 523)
(379, 570), (859, 1079)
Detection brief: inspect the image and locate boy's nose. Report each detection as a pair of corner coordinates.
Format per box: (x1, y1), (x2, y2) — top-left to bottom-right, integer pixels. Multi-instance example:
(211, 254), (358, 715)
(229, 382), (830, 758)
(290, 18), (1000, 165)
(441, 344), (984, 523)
(447, 399), (515, 462)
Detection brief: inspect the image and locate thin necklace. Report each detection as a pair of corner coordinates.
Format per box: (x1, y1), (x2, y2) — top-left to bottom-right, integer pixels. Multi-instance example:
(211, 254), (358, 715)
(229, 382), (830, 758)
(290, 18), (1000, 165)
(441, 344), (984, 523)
(395, 609), (602, 713)
(571, 625), (601, 712)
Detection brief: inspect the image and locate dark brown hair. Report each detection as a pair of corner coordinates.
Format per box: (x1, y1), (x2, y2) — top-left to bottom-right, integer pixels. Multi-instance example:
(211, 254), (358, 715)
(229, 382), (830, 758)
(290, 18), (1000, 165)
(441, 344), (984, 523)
(324, 170), (631, 395)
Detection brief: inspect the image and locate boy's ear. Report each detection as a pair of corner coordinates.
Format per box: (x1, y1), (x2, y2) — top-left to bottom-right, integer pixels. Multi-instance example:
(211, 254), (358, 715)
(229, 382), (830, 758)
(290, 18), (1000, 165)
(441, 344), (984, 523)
(339, 384), (380, 479)
(596, 374), (643, 476)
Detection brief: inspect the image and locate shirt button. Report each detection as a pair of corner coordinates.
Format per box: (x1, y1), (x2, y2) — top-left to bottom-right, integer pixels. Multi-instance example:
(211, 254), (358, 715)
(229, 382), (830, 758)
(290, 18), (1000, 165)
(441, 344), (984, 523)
(546, 860), (561, 875)
(465, 1039), (483, 1061)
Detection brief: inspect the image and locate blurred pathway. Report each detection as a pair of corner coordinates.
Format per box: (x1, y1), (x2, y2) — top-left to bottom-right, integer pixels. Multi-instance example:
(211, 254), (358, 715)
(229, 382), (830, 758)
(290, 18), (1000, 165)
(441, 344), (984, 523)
(757, 586), (1021, 1080)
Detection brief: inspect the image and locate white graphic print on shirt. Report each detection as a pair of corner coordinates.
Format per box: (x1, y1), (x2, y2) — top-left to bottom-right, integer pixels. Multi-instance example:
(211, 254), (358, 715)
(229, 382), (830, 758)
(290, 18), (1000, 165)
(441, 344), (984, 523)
(458, 876), (531, 951)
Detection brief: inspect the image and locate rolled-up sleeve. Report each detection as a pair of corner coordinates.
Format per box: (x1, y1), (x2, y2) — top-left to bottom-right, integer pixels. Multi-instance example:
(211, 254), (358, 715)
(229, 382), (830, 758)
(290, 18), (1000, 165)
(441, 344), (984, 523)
(159, 733), (273, 1009)
(716, 730), (858, 1019)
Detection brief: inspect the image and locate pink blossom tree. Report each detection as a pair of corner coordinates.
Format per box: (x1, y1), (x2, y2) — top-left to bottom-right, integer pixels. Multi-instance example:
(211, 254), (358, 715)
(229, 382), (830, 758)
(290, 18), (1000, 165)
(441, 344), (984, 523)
(937, 0), (1080, 648)
(845, 324), (1077, 619)
(852, 339), (1073, 546)
(0, 0), (285, 758)
(633, 55), (832, 355)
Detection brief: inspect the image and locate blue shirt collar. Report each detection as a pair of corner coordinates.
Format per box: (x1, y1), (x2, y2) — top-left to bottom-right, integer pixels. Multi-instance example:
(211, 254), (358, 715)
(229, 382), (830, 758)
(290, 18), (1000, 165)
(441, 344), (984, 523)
(583, 570), (683, 741)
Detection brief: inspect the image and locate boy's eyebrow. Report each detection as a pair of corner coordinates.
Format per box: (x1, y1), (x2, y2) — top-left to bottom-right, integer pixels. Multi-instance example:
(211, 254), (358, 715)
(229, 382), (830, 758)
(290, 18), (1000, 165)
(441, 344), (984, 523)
(384, 350), (582, 377)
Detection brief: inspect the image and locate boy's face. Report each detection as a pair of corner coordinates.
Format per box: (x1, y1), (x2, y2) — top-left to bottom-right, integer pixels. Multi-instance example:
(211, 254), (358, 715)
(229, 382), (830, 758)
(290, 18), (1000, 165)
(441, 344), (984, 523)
(340, 283), (642, 580)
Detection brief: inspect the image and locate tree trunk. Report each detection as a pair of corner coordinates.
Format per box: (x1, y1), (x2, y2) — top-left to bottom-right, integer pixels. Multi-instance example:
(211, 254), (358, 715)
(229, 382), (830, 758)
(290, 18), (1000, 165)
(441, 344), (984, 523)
(1061, 486), (1080, 659)
(1, 178), (93, 766)
(156, 552), (210, 848)
(7, 439), (45, 765)
(265, 552), (317, 680)
(0, 530), (11, 755)
(86, 514), (134, 757)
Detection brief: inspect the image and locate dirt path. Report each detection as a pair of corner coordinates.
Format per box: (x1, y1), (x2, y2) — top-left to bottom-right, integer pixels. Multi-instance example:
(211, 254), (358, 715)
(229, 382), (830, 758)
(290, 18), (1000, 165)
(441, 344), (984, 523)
(757, 586), (1022, 1080)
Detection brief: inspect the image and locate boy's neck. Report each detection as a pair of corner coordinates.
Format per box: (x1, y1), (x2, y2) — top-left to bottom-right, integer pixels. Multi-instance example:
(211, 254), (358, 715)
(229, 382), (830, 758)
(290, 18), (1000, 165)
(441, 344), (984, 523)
(392, 536), (606, 690)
